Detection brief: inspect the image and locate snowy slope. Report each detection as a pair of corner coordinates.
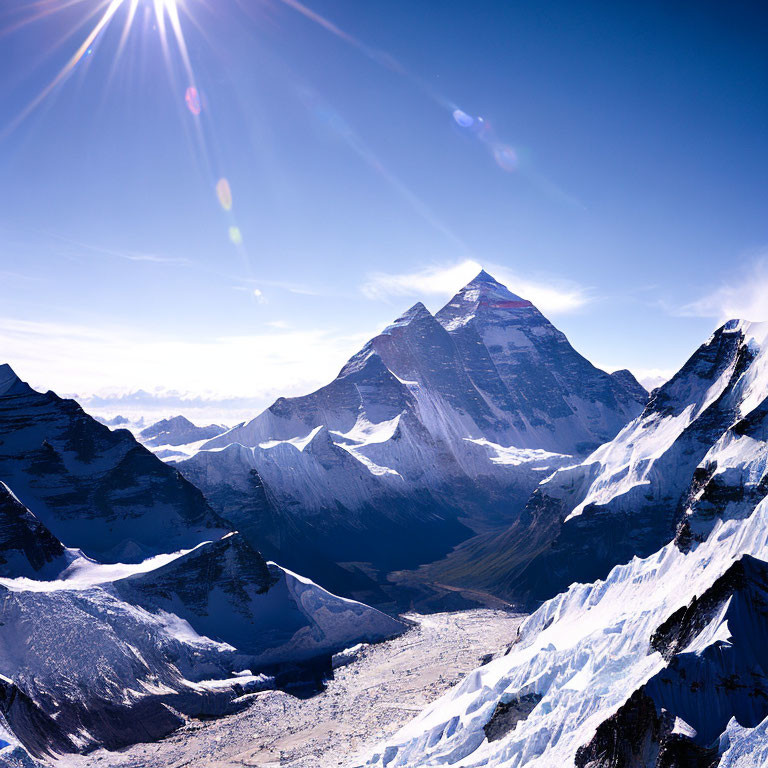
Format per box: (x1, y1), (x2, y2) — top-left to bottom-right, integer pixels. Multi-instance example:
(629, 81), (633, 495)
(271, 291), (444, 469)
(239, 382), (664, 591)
(0, 364), (228, 563)
(135, 415), (228, 459)
(174, 272), (640, 597)
(360, 474), (768, 767)
(358, 319), (768, 767)
(427, 319), (768, 605)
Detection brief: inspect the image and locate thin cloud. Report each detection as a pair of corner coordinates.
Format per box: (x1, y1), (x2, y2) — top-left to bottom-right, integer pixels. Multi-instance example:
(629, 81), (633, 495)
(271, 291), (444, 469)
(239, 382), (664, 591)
(680, 255), (768, 322)
(119, 251), (190, 264)
(360, 259), (591, 315)
(52, 235), (190, 266)
(242, 277), (323, 296)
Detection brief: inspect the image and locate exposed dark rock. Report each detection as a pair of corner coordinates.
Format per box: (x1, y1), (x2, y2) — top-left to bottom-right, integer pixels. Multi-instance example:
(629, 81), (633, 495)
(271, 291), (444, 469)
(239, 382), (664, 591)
(575, 689), (665, 768)
(179, 272), (642, 606)
(575, 689), (719, 768)
(0, 483), (66, 577)
(425, 323), (768, 608)
(650, 558), (752, 661)
(483, 692), (541, 743)
(610, 369), (649, 406)
(0, 365), (228, 562)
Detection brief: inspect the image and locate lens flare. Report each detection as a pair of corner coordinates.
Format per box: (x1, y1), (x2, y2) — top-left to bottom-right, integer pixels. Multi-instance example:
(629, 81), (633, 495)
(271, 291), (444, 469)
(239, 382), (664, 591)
(493, 145), (518, 172)
(452, 109), (474, 128)
(229, 226), (243, 245)
(184, 86), (201, 115)
(216, 178), (233, 211)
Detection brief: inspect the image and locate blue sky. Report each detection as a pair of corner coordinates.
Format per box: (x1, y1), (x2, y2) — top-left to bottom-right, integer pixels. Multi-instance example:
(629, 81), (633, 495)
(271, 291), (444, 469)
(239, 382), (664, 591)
(0, 0), (766, 421)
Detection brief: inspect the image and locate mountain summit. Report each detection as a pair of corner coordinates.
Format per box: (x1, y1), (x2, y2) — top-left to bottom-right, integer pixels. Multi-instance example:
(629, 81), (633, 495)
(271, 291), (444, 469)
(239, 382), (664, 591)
(436, 269), (533, 331)
(174, 272), (645, 606)
(0, 363), (33, 397)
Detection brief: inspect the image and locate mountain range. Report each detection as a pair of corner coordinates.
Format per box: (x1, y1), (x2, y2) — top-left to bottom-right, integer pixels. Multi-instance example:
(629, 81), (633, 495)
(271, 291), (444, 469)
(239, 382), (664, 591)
(5, 271), (768, 767)
(0, 364), (405, 765)
(171, 271), (646, 606)
(359, 319), (768, 767)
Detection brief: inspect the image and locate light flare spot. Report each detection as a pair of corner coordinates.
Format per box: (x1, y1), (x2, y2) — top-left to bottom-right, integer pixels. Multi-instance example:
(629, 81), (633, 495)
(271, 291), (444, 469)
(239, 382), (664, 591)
(229, 226), (243, 245)
(452, 109), (474, 128)
(216, 178), (233, 211)
(493, 145), (518, 172)
(184, 86), (201, 115)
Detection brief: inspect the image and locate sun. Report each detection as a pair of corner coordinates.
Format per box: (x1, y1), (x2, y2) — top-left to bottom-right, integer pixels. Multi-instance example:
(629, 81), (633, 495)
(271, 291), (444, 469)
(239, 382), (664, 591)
(1, 0), (198, 139)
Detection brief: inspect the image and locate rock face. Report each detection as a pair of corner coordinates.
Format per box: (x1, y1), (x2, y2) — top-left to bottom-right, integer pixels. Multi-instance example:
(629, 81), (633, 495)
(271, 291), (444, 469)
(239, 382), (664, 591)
(432, 271), (643, 452)
(425, 319), (768, 606)
(577, 555), (768, 768)
(610, 368), (650, 405)
(359, 496), (768, 768)
(0, 482), (73, 579)
(358, 321), (768, 768)
(175, 271), (642, 599)
(138, 416), (227, 448)
(0, 673), (76, 761)
(0, 364), (228, 563)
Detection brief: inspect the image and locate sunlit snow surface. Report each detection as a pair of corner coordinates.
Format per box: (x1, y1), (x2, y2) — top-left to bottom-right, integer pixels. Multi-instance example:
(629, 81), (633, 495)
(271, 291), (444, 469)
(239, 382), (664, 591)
(360, 320), (768, 767)
(0, 529), (405, 764)
(170, 272), (639, 532)
(0, 544), (205, 592)
(562, 319), (768, 523)
(361, 502), (768, 767)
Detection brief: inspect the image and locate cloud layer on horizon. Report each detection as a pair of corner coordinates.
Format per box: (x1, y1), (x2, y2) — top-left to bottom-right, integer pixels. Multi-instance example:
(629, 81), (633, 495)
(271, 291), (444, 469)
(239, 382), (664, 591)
(0, 316), (372, 417)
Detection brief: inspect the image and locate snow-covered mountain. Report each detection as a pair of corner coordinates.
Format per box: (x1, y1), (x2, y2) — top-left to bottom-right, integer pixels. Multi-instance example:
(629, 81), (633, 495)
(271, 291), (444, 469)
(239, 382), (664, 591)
(360, 319), (768, 768)
(138, 415), (227, 448)
(0, 364), (227, 563)
(174, 272), (644, 600)
(93, 414), (145, 430)
(425, 319), (768, 605)
(0, 485), (405, 764)
(0, 364), (407, 764)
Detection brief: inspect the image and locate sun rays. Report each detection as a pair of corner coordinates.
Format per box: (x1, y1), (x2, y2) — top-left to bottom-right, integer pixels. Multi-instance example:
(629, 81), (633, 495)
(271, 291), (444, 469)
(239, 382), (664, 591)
(1, 0), (192, 139)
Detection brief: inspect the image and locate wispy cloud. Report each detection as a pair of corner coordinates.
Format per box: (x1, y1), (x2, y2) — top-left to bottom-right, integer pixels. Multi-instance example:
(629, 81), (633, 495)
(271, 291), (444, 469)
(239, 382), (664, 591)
(360, 259), (591, 315)
(117, 251), (190, 264)
(53, 235), (190, 266)
(241, 277), (323, 296)
(679, 255), (768, 323)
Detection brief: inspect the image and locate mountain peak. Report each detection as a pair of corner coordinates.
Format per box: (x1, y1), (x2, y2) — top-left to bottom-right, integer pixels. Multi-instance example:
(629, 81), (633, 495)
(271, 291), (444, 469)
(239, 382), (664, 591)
(383, 301), (434, 332)
(435, 270), (535, 331)
(0, 363), (32, 397)
(469, 268), (503, 286)
(459, 270), (529, 304)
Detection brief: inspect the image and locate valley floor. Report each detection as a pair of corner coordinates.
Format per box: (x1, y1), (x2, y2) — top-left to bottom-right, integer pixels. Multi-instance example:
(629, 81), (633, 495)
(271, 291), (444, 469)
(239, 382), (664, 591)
(61, 609), (523, 768)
